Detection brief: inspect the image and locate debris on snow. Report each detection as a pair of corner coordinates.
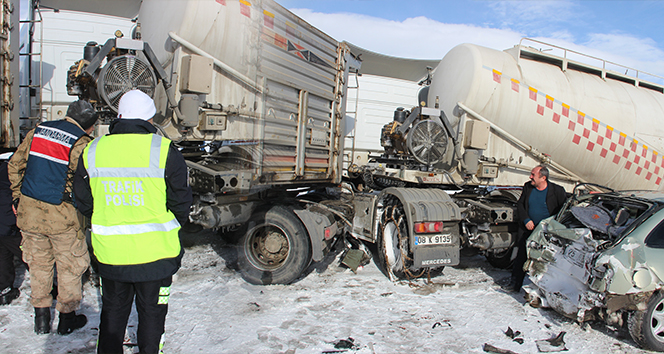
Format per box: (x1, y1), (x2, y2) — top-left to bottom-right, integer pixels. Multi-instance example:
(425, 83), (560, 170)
(248, 302), (260, 311)
(341, 248), (371, 273)
(432, 320), (452, 329)
(535, 331), (567, 352)
(483, 343), (519, 354)
(504, 326), (524, 344)
(504, 326), (520, 339)
(333, 337), (358, 350)
(412, 283), (438, 295)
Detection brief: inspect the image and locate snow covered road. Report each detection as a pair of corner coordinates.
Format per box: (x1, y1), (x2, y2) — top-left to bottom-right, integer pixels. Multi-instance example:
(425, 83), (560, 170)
(0, 230), (652, 353)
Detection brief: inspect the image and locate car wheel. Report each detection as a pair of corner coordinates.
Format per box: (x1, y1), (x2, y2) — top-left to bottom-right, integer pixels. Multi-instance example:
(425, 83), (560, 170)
(238, 206), (312, 285)
(628, 291), (664, 351)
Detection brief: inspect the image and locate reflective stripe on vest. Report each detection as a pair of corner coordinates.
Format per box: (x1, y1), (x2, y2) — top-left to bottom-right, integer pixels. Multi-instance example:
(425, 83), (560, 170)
(87, 134), (165, 178)
(92, 218), (180, 236)
(84, 133), (180, 266)
(22, 120), (86, 205)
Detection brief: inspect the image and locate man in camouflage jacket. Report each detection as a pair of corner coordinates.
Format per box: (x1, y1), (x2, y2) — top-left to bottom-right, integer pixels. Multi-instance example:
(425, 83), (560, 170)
(8, 100), (97, 335)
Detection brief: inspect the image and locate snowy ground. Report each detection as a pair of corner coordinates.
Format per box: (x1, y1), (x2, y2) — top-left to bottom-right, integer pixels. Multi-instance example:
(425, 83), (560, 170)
(0, 229), (654, 354)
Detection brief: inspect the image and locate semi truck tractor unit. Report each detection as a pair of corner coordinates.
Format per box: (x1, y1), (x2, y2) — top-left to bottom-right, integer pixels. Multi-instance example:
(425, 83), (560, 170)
(347, 39), (664, 280)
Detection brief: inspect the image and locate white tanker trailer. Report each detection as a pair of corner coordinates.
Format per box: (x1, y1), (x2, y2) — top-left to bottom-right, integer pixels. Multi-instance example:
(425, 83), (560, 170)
(348, 38), (664, 280)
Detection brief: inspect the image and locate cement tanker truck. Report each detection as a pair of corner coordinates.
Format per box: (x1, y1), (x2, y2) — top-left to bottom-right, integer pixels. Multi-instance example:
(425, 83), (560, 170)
(50, 0), (664, 284)
(346, 38), (664, 280)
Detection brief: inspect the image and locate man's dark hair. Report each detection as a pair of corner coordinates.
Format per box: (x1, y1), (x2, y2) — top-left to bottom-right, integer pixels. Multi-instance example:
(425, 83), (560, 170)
(538, 165), (550, 180)
(66, 100), (98, 130)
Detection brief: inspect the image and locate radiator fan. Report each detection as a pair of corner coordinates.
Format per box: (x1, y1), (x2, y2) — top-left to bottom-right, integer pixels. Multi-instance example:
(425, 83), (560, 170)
(407, 119), (448, 165)
(98, 55), (157, 112)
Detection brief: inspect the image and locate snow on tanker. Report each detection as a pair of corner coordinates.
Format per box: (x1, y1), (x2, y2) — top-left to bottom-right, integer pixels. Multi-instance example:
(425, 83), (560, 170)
(28, 0), (664, 285)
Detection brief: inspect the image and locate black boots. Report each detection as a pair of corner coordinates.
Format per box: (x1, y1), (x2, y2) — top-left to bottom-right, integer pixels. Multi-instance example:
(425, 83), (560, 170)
(502, 277), (522, 293)
(0, 287), (19, 305)
(57, 311), (87, 335)
(34, 307), (51, 334)
(34, 308), (87, 335)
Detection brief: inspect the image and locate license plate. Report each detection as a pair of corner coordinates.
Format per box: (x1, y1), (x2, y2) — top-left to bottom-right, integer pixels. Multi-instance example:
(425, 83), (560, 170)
(415, 234), (453, 246)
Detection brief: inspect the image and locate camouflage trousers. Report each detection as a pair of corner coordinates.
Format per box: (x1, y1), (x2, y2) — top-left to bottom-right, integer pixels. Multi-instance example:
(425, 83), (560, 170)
(21, 230), (89, 313)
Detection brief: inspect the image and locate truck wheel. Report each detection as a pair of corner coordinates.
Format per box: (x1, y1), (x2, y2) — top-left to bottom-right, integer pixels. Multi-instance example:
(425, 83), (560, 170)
(486, 247), (515, 269)
(628, 291), (664, 351)
(377, 197), (410, 280)
(238, 206), (312, 285)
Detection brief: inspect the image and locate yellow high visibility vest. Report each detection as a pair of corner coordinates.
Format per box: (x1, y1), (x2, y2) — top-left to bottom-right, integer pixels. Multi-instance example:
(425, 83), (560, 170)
(82, 133), (181, 265)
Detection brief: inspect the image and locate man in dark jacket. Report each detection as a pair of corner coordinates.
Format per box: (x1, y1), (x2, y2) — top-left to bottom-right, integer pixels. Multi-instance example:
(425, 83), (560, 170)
(506, 165), (567, 292)
(73, 90), (192, 354)
(0, 151), (21, 305)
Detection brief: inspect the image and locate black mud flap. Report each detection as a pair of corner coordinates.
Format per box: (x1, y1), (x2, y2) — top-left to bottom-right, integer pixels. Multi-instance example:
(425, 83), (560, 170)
(413, 245), (460, 267)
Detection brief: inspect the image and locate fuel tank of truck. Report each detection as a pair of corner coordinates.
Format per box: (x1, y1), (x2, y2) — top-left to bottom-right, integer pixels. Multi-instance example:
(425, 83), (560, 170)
(429, 41), (664, 191)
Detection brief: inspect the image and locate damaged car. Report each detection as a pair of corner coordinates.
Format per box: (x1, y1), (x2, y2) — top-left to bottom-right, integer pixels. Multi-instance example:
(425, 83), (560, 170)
(524, 184), (664, 351)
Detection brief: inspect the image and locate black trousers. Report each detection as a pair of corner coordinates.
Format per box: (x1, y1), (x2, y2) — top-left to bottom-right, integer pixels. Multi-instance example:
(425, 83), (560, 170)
(510, 227), (529, 287)
(0, 230), (23, 289)
(97, 276), (172, 354)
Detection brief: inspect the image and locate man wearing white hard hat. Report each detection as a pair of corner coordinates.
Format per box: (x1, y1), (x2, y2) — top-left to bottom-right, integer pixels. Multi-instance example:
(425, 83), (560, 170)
(73, 89), (192, 354)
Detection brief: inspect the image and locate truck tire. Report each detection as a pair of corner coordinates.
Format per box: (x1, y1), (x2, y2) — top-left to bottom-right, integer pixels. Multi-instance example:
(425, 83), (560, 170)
(376, 197), (410, 280)
(486, 247), (515, 269)
(628, 291), (664, 351)
(238, 205), (312, 285)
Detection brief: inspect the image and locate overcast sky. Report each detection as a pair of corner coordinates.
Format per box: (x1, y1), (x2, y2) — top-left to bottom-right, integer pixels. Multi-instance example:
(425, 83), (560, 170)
(279, 0), (664, 79)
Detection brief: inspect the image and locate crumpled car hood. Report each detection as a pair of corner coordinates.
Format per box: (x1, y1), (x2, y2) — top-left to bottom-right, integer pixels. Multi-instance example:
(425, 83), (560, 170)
(525, 218), (605, 320)
(525, 210), (663, 321)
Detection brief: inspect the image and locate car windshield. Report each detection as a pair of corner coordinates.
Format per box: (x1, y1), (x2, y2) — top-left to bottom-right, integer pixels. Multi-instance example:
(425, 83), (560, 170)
(555, 187), (656, 244)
